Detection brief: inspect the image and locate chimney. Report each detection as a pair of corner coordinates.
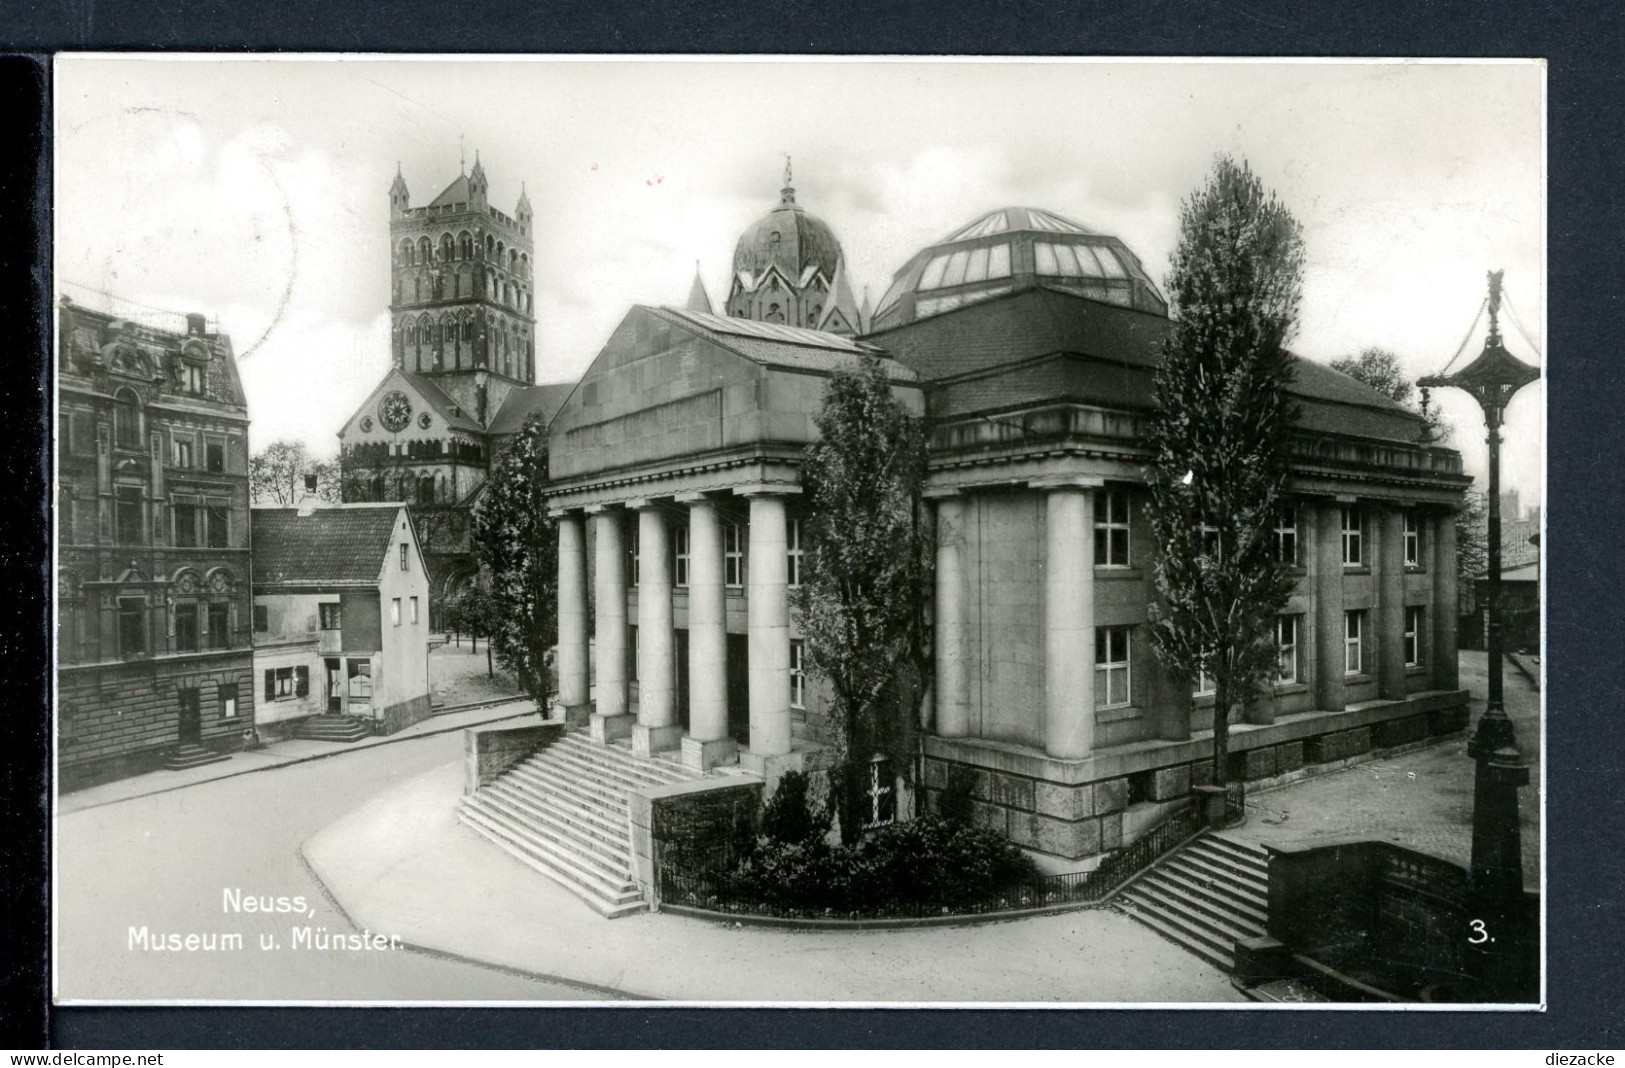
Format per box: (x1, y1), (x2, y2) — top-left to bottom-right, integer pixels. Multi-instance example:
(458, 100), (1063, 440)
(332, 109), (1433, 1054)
(297, 499), (320, 518)
(186, 313), (207, 336)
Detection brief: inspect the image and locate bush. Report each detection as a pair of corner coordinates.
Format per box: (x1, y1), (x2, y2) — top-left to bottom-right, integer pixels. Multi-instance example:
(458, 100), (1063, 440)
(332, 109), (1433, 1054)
(938, 764), (978, 825)
(759, 769), (832, 846)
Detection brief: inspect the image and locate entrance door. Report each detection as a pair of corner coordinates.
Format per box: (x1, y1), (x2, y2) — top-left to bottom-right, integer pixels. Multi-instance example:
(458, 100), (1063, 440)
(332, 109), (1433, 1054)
(325, 658), (343, 713)
(177, 689), (202, 746)
(674, 629), (690, 732)
(726, 633), (750, 744)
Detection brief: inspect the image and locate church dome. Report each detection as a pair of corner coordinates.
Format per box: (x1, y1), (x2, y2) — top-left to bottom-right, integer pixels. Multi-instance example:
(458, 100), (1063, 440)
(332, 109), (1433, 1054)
(869, 205), (1167, 330)
(731, 176), (842, 289)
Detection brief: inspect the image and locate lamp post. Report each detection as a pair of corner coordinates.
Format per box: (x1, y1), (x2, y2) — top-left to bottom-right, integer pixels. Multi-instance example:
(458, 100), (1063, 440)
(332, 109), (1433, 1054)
(1419, 269), (1540, 1001)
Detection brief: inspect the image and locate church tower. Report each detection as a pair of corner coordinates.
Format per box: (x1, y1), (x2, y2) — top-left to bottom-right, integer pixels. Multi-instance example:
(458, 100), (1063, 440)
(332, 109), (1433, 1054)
(726, 158), (859, 334)
(388, 152), (536, 424)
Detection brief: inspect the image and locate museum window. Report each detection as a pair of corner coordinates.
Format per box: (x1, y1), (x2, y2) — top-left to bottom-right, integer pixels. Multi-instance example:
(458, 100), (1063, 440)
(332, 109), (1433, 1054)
(174, 603), (200, 653)
(173, 437), (193, 469)
(628, 522), (640, 586)
(1275, 508), (1298, 565)
(1277, 615), (1299, 684)
(219, 682), (239, 721)
(1341, 506), (1363, 567)
(1094, 490), (1130, 567)
(1405, 606), (1425, 667)
(790, 639), (806, 710)
(864, 757), (897, 830)
(1095, 626), (1132, 708)
(116, 487), (144, 545)
(1404, 511), (1423, 568)
(206, 503), (229, 548)
(319, 603), (342, 630)
(206, 437), (225, 473)
(724, 523), (745, 589)
(118, 597), (145, 657)
(672, 526), (689, 588)
(391, 598), (401, 627)
(208, 603), (230, 649)
(253, 604), (268, 632)
(1344, 610), (1365, 676)
(114, 388), (141, 448)
(786, 518), (804, 587)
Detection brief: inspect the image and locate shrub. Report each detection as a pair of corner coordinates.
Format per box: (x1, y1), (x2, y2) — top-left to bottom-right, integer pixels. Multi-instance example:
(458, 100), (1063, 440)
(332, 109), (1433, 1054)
(937, 764), (978, 825)
(759, 769), (832, 846)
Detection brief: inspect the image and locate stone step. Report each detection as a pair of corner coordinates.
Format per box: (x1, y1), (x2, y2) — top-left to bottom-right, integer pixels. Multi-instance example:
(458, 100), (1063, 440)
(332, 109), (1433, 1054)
(506, 761), (632, 820)
(460, 797), (640, 899)
(482, 781), (634, 861)
(456, 806), (644, 919)
(1128, 879), (1265, 946)
(1153, 868), (1269, 928)
(294, 716), (371, 742)
(1116, 896), (1233, 972)
(1197, 837), (1271, 876)
(1208, 834), (1270, 866)
(162, 745), (231, 771)
(557, 735), (696, 785)
(1169, 851), (1269, 899)
(495, 766), (634, 838)
(540, 745), (682, 795)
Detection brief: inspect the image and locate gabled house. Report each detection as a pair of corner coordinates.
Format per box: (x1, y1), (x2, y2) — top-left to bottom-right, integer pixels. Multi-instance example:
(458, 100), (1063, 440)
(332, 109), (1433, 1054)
(250, 503), (432, 739)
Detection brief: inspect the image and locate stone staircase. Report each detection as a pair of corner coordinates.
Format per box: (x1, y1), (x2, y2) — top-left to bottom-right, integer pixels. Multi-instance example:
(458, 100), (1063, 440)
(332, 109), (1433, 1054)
(294, 714), (372, 743)
(162, 743), (231, 771)
(1115, 834), (1271, 973)
(457, 731), (699, 918)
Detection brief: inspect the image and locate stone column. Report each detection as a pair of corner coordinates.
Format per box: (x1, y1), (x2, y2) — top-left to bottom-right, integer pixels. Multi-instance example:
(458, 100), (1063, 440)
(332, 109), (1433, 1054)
(1433, 509), (1460, 690)
(744, 491), (792, 761)
(933, 494), (970, 738)
(554, 511), (590, 722)
(1037, 479), (1097, 760)
(588, 506), (632, 740)
(632, 502), (681, 756)
(1378, 505), (1407, 699)
(678, 493), (736, 771)
(1314, 500), (1349, 712)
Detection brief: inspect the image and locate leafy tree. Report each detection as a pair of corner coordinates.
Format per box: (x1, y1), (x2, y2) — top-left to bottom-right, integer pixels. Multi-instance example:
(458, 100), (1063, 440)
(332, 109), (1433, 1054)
(793, 354), (932, 844)
(250, 439), (341, 505)
(1331, 346), (1452, 443)
(1145, 155), (1304, 790)
(1455, 490), (1489, 614)
(470, 413), (556, 706)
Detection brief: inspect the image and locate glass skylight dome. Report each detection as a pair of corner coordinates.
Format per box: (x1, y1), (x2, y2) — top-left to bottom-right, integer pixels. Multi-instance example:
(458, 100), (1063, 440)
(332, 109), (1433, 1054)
(870, 206), (1167, 330)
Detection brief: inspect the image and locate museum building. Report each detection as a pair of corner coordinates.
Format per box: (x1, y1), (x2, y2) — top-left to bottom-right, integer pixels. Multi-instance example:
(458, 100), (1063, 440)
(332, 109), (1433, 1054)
(535, 182), (1474, 867)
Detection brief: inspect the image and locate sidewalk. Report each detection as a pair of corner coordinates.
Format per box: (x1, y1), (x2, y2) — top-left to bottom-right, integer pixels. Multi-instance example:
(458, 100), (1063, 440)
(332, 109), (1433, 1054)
(58, 696), (539, 816)
(303, 754), (1246, 1004)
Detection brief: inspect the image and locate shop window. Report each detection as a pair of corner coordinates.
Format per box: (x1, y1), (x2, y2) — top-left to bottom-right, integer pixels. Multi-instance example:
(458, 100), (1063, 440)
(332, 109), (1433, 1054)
(1094, 491), (1130, 567)
(347, 660), (372, 703)
(319, 603), (342, 630)
(208, 603), (230, 648)
(1095, 626), (1132, 708)
(175, 603), (200, 653)
(1405, 606), (1426, 666)
(1341, 506), (1363, 567)
(1344, 610), (1365, 675)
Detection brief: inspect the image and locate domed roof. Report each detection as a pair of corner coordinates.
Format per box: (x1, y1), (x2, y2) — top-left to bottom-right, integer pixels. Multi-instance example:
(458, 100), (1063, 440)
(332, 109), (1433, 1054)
(732, 175), (842, 289)
(870, 206), (1167, 331)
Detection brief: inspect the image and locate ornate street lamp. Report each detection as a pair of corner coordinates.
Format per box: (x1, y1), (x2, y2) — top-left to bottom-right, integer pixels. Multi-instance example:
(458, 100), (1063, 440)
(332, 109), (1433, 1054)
(1419, 269), (1540, 1000)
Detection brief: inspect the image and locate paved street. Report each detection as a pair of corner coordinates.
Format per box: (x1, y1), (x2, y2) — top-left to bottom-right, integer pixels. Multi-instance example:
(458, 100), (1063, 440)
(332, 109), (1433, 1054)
(1226, 650), (1542, 889)
(54, 728), (607, 1002)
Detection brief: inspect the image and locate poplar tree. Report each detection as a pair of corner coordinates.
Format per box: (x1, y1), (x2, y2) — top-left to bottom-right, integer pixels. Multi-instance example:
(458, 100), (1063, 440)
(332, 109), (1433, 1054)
(1146, 155), (1304, 789)
(794, 355), (931, 843)
(470, 413), (557, 706)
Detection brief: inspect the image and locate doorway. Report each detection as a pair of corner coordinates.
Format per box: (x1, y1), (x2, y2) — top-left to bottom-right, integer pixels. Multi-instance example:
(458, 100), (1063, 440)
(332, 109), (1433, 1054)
(674, 629), (690, 732)
(177, 689), (202, 746)
(325, 658), (343, 713)
(726, 634), (750, 744)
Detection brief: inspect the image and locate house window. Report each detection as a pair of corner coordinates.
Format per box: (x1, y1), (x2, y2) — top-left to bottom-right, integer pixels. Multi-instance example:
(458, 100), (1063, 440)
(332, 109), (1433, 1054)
(1277, 615), (1299, 683)
(400, 543), (410, 571)
(253, 605), (269, 632)
(114, 389), (140, 448)
(410, 596), (419, 624)
(206, 437), (225, 473)
(118, 598), (145, 657)
(1094, 491), (1130, 567)
(391, 598), (401, 627)
(319, 603), (342, 630)
(174, 603), (200, 653)
(1275, 508), (1298, 565)
(673, 526), (690, 588)
(219, 682), (239, 720)
(173, 437), (193, 469)
(116, 487), (144, 545)
(790, 639), (805, 709)
(1095, 626), (1132, 708)
(724, 523), (744, 589)
(173, 501), (199, 548)
(1405, 606), (1425, 667)
(787, 518), (804, 587)
(1344, 610), (1365, 676)
(184, 363), (204, 395)
(628, 522), (640, 586)
(864, 757), (897, 830)
(1341, 506), (1363, 567)
(347, 660), (372, 703)
(265, 666), (309, 701)
(206, 503), (229, 548)
(208, 603), (229, 648)
(1404, 512), (1423, 568)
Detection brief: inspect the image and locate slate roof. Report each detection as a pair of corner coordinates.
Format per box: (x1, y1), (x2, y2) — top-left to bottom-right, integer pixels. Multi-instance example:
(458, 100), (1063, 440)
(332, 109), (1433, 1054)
(398, 371), (484, 433)
(430, 173), (471, 208)
(251, 506), (403, 587)
(650, 306), (920, 383)
(487, 381), (575, 436)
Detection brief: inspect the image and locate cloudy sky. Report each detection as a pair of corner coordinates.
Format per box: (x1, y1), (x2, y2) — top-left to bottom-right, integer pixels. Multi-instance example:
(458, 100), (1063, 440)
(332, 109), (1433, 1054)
(54, 57), (1545, 508)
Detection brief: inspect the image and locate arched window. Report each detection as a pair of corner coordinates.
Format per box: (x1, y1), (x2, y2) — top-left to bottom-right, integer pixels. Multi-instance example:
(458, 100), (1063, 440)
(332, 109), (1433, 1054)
(420, 314), (434, 347)
(766, 302), (784, 324)
(440, 233), (454, 261)
(398, 239), (413, 265)
(413, 275), (423, 302)
(520, 253), (528, 279)
(497, 240), (505, 265)
(508, 249), (517, 273)
(406, 320), (418, 347)
(458, 231), (473, 259)
(457, 264), (471, 298)
(462, 316), (475, 342)
(113, 388), (140, 448)
(418, 236), (432, 264)
(485, 234), (495, 258)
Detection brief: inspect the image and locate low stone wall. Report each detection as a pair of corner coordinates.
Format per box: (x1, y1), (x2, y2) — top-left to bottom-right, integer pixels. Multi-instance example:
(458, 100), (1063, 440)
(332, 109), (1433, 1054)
(632, 778), (764, 907)
(463, 718), (563, 795)
(377, 693), (436, 737)
(923, 689), (1469, 861)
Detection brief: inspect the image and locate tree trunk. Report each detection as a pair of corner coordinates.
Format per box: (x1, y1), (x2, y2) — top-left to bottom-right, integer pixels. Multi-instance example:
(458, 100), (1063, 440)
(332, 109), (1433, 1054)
(486, 644), (493, 679)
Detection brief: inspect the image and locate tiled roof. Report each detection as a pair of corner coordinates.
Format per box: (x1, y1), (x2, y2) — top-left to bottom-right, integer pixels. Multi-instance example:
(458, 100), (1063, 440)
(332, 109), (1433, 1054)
(650, 306), (919, 383)
(487, 381), (575, 436)
(251, 506), (403, 587)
